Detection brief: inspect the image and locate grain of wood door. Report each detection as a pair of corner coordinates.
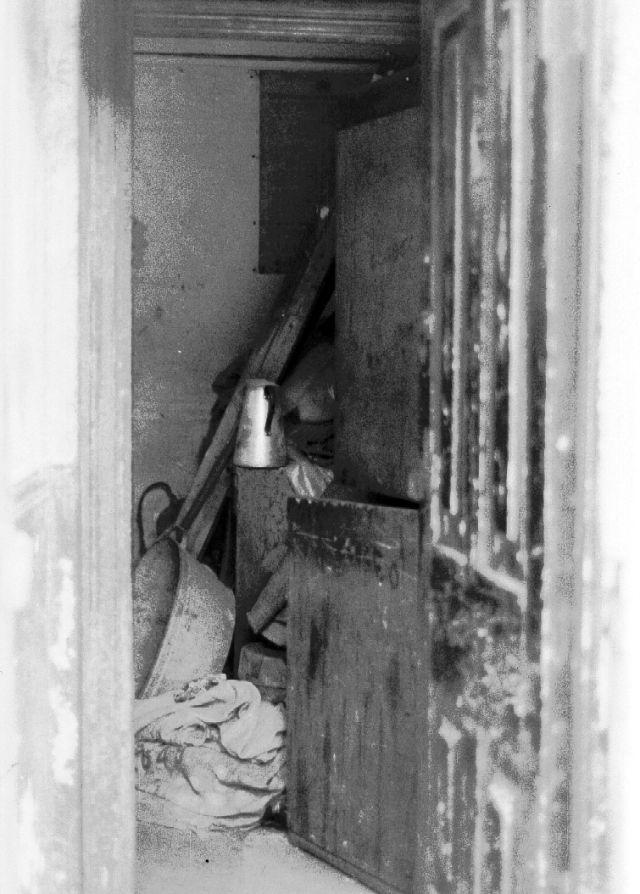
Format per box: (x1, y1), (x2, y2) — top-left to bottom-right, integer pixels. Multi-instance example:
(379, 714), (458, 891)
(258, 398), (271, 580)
(288, 498), (420, 894)
(417, 1), (546, 890)
(335, 108), (425, 502)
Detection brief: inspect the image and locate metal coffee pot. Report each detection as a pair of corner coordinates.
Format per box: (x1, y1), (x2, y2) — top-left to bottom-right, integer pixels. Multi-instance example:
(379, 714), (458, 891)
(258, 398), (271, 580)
(234, 378), (287, 468)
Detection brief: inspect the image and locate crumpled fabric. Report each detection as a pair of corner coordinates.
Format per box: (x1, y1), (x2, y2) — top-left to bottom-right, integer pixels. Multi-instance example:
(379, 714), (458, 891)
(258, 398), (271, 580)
(134, 674), (286, 833)
(134, 676), (285, 760)
(219, 697), (285, 761)
(135, 740), (286, 831)
(285, 445), (334, 499)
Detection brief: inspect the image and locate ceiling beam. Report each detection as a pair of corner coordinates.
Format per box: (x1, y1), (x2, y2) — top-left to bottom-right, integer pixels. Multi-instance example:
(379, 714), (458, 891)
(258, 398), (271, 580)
(135, 1), (420, 63)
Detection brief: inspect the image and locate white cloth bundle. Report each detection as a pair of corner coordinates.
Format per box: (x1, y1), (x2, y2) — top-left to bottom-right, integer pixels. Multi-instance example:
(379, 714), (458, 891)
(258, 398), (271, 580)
(134, 675), (286, 832)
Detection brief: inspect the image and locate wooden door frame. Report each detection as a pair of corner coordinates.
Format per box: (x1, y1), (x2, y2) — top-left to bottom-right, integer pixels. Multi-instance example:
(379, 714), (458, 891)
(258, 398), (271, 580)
(537, 0), (639, 889)
(1, 1), (134, 892)
(558, 1), (640, 890)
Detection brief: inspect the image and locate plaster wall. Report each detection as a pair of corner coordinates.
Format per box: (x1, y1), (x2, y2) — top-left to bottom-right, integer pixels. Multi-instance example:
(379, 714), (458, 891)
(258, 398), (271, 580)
(132, 57), (283, 545)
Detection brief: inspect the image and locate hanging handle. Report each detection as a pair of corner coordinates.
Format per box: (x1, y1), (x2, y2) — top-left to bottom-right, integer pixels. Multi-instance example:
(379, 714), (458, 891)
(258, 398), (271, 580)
(136, 481), (182, 555)
(264, 384), (277, 436)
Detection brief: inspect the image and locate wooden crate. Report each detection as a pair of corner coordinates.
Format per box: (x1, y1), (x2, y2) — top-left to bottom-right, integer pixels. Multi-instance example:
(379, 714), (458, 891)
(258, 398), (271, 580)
(287, 498), (419, 894)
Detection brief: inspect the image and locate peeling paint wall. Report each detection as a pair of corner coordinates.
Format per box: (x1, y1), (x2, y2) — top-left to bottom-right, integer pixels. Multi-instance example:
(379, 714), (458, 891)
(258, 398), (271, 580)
(1, 0), (134, 891)
(132, 58), (284, 547)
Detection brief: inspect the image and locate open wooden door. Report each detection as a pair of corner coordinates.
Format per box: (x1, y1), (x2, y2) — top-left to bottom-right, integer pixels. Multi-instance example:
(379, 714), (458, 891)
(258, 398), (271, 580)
(415, 1), (545, 890)
(286, 98), (425, 894)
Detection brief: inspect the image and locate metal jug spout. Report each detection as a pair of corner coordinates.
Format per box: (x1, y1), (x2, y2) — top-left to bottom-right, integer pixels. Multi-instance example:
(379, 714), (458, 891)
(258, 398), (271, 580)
(234, 378), (287, 468)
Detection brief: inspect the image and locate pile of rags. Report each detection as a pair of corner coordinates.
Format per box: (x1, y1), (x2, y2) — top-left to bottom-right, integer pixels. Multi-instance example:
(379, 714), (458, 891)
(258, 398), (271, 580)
(134, 674), (286, 833)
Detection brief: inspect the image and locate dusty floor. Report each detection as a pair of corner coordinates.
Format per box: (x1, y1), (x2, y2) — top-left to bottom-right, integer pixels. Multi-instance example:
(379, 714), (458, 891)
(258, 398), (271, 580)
(137, 821), (372, 894)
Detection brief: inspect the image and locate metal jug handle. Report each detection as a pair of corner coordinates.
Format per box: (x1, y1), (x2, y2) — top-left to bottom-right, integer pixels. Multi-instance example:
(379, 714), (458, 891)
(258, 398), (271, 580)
(263, 384), (277, 436)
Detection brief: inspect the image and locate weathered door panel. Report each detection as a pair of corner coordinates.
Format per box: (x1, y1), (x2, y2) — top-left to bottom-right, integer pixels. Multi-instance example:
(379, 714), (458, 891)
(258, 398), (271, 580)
(288, 498), (419, 894)
(418, 0), (545, 890)
(425, 551), (538, 893)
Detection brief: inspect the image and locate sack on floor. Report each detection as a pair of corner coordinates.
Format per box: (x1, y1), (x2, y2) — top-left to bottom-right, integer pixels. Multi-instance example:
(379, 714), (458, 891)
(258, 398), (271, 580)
(135, 740), (285, 832)
(134, 674), (286, 833)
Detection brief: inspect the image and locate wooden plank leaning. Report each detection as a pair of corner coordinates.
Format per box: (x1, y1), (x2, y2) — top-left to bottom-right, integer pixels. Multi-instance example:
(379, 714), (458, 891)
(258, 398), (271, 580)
(246, 556), (290, 634)
(175, 212), (335, 559)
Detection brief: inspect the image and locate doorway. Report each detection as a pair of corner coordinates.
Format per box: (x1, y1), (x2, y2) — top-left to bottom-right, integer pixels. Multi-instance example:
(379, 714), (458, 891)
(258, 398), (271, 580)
(130, 5), (421, 893)
(2, 1), (636, 893)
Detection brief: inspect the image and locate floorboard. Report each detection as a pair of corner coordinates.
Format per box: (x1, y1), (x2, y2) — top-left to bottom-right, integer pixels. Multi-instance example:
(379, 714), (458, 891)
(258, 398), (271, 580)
(136, 821), (372, 894)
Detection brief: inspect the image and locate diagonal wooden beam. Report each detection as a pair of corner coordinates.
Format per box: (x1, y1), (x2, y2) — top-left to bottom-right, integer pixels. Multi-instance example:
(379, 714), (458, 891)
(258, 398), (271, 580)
(175, 212), (335, 557)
